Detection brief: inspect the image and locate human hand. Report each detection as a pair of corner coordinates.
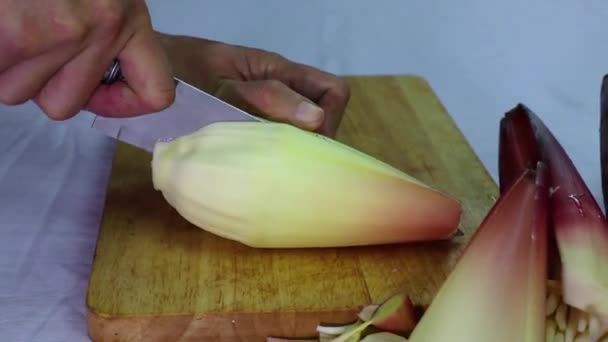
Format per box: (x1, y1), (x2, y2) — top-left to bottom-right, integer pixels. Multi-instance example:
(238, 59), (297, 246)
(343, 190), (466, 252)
(156, 33), (350, 137)
(0, 0), (175, 120)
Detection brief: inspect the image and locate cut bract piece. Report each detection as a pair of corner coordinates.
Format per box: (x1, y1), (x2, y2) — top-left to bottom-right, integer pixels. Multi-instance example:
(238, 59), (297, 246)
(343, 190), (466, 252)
(498, 104), (540, 193)
(330, 292), (413, 342)
(498, 105), (562, 280)
(151, 121), (462, 248)
(366, 295), (417, 334)
(408, 165), (549, 342)
(359, 332), (408, 341)
(504, 104), (608, 323)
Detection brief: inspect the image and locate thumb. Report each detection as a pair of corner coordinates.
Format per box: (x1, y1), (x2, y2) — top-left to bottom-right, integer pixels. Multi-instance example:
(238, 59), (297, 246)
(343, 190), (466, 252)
(215, 79), (325, 131)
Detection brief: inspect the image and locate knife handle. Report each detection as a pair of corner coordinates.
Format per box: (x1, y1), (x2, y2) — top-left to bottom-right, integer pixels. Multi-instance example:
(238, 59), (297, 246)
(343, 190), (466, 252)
(103, 59), (180, 87)
(102, 59), (122, 85)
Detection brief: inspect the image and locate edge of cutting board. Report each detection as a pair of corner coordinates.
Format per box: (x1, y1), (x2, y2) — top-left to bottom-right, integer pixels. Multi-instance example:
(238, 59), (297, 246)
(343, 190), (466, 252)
(86, 73), (498, 342)
(87, 309), (358, 341)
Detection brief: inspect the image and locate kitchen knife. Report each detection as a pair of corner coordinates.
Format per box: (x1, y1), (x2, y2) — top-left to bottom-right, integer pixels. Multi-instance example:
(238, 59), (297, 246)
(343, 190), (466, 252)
(92, 59), (262, 153)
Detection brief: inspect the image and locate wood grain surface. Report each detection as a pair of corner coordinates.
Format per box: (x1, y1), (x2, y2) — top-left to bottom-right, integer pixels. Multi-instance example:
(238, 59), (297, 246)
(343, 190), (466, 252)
(86, 75), (499, 341)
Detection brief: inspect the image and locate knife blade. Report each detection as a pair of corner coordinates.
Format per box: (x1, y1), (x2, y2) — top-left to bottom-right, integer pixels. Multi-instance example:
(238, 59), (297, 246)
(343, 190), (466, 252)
(92, 60), (262, 152)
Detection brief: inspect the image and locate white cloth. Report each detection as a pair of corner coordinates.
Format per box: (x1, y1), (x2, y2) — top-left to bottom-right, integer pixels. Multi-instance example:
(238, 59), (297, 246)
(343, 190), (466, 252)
(2, 1), (608, 340)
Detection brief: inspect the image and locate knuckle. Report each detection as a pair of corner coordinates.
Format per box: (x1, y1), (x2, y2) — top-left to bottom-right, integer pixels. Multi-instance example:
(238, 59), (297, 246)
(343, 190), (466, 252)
(205, 43), (233, 68)
(338, 79), (351, 102)
(250, 47), (284, 63)
(267, 52), (285, 62)
(49, 4), (89, 45)
(262, 79), (283, 91)
(261, 53), (284, 76)
(54, 16), (87, 44)
(5, 26), (34, 59)
(256, 80), (282, 107)
(95, 0), (127, 32)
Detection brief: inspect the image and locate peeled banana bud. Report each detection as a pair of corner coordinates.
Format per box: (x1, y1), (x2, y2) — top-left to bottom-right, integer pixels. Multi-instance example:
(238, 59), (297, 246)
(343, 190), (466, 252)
(151, 121), (462, 248)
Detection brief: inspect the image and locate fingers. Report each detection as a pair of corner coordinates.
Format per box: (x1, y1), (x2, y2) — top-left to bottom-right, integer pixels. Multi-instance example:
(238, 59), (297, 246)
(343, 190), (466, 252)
(0, 42), (81, 105)
(35, 1), (173, 119)
(316, 82), (350, 137)
(275, 62), (351, 136)
(32, 29), (123, 119)
(0, 0), (174, 120)
(215, 79), (325, 131)
(0, 1), (88, 107)
(0, 3), (83, 72)
(85, 28), (175, 117)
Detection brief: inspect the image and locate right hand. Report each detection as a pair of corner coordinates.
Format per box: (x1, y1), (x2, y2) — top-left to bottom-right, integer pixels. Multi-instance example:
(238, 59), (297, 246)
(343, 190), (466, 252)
(0, 0), (176, 120)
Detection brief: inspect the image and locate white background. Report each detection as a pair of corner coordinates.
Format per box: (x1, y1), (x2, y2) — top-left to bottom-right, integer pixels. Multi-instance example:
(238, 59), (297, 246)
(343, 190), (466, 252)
(2, 1), (608, 341)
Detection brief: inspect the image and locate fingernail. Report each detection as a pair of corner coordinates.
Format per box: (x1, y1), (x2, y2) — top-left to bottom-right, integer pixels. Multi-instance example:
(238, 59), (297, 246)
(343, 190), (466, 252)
(294, 101), (323, 125)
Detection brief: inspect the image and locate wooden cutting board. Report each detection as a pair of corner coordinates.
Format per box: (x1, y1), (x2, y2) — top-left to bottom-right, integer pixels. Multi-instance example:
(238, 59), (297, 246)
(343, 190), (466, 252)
(86, 75), (498, 341)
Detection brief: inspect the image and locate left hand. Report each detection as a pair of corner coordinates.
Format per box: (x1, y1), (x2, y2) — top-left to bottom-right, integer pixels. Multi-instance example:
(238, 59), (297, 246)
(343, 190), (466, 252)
(154, 33), (351, 137)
